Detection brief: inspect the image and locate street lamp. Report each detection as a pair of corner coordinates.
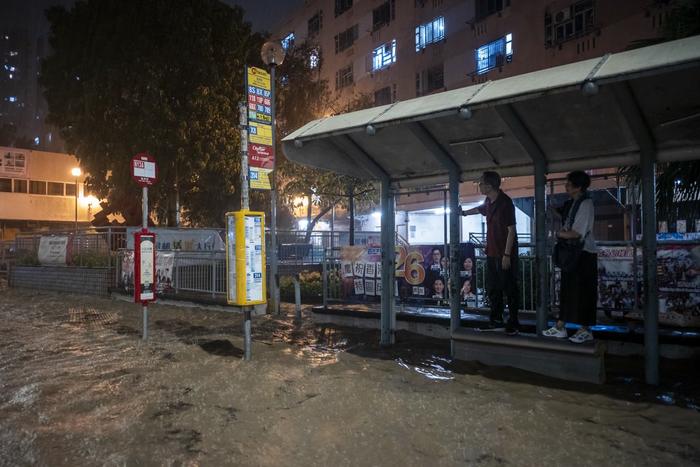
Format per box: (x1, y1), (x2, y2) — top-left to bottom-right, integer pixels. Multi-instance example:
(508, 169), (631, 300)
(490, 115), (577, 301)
(71, 167), (81, 232)
(261, 40), (286, 315)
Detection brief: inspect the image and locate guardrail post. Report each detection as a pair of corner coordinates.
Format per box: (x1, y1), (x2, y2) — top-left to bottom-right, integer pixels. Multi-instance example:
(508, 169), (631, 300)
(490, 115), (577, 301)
(211, 251), (216, 299)
(322, 249), (328, 308)
(293, 274), (302, 321)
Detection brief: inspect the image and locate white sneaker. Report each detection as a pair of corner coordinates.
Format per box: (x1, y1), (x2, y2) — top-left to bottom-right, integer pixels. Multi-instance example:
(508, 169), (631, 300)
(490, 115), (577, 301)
(543, 326), (567, 338)
(569, 330), (594, 344)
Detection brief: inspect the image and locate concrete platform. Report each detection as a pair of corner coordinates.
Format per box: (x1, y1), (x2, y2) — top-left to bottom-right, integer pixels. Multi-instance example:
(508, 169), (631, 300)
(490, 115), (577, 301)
(452, 328), (606, 384)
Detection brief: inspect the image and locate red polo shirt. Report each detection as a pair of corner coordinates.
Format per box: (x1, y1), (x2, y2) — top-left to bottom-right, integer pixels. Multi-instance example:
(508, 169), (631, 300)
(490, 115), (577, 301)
(477, 191), (518, 258)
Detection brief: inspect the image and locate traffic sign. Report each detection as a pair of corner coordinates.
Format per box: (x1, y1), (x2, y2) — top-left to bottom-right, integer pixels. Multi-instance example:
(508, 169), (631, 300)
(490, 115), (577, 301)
(131, 152), (158, 187)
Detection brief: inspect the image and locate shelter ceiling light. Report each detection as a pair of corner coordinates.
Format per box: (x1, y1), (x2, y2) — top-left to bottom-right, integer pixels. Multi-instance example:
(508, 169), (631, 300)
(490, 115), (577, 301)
(582, 80), (599, 96)
(458, 107), (472, 120)
(294, 139), (303, 148)
(366, 124), (376, 136)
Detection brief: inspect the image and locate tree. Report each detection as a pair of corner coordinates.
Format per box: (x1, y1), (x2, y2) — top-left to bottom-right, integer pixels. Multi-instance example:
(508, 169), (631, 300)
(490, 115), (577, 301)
(275, 43), (377, 241)
(40, 0), (264, 227)
(621, 0), (700, 226)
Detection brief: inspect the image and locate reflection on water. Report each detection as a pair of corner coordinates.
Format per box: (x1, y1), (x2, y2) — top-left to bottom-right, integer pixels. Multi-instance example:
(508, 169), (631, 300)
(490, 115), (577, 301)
(395, 356), (454, 381)
(1, 289), (699, 466)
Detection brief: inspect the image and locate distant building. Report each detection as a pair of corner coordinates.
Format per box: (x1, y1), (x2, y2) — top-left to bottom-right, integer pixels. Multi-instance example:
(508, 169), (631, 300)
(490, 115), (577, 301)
(274, 0), (668, 108)
(0, 146), (101, 240)
(1, 23), (62, 152)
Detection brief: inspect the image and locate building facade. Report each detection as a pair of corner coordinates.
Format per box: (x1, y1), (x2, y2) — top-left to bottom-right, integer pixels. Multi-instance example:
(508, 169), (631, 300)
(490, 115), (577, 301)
(0, 146), (100, 240)
(275, 0), (668, 108)
(274, 0), (666, 242)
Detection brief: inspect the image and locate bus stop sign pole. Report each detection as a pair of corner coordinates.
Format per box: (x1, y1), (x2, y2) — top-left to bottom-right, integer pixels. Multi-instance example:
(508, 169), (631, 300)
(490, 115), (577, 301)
(131, 152), (158, 341)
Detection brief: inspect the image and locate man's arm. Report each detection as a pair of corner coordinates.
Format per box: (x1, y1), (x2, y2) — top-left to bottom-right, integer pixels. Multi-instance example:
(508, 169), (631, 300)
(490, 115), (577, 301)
(461, 207), (481, 216)
(504, 225), (516, 254)
(502, 225), (516, 270)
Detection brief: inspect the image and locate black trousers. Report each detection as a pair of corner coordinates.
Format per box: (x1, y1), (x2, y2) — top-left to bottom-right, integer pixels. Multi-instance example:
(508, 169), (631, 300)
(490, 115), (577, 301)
(485, 256), (520, 324)
(559, 251), (598, 326)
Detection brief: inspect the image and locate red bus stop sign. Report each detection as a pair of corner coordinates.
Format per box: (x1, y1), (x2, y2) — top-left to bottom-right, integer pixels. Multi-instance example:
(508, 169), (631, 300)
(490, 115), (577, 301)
(131, 152), (158, 187)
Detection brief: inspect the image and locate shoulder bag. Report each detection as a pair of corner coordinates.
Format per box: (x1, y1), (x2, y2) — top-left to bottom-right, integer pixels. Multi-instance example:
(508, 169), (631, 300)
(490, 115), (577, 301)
(553, 196), (589, 273)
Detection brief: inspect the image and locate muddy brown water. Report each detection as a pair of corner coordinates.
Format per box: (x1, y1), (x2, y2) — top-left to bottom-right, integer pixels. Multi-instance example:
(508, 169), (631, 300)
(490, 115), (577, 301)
(1, 287), (699, 466)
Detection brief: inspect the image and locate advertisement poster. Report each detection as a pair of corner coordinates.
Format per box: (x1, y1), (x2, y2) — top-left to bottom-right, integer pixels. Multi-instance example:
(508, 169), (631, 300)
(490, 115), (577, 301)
(120, 251), (174, 295)
(37, 236), (69, 266)
(656, 245), (700, 328)
(597, 247), (637, 318)
(339, 243), (476, 305)
(244, 215), (264, 302)
(564, 244), (700, 327)
(138, 236), (155, 301)
(0, 149), (27, 177)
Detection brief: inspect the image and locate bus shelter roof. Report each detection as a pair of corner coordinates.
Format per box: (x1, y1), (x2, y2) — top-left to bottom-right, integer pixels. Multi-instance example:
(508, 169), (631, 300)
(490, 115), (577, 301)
(282, 36), (700, 188)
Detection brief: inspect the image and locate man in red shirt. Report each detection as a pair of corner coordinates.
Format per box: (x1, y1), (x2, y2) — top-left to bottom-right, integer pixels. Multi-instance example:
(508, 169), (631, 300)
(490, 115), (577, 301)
(462, 171), (520, 335)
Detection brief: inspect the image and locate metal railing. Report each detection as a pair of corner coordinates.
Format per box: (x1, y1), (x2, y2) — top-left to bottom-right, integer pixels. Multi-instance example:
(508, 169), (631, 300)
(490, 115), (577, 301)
(13, 227), (127, 270)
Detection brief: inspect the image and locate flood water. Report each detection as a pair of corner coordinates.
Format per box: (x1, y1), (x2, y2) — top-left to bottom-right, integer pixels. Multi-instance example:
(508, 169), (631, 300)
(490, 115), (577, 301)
(1, 286), (699, 466)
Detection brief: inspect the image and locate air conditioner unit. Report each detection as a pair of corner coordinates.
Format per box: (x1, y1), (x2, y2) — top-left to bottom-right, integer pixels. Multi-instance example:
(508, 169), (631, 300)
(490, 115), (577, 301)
(554, 8), (571, 23)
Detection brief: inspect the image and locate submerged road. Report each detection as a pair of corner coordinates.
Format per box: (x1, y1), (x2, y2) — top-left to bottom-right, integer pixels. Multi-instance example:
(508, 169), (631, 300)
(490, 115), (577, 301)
(1, 287), (699, 466)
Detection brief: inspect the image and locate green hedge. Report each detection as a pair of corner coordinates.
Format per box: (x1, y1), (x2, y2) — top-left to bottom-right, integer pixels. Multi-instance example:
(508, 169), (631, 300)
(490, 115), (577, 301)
(279, 270), (322, 303)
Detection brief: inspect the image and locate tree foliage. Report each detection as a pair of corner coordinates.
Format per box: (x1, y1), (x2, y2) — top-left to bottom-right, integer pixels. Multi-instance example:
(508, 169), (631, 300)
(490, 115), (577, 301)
(41, 0), (264, 226)
(275, 43), (377, 238)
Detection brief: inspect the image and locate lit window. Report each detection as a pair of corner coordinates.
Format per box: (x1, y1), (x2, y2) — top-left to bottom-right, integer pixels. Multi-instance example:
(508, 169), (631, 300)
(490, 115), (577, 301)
(34, 137), (40, 145)
(475, 33), (513, 74)
(9, 51), (18, 56)
(415, 16), (445, 52)
(309, 49), (320, 69)
(8, 74), (12, 79)
(372, 39), (397, 71)
(8, 96), (17, 102)
(281, 33), (295, 51)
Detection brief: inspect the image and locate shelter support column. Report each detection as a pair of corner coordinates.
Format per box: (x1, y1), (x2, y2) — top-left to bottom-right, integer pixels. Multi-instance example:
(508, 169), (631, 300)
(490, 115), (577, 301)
(380, 177), (396, 346)
(449, 170), (461, 335)
(407, 122), (462, 338)
(534, 158), (548, 335)
(329, 135), (396, 347)
(495, 105), (549, 336)
(612, 83), (659, 385)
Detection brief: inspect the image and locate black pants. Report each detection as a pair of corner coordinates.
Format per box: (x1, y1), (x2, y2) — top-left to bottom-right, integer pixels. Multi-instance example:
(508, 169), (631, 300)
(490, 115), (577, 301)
(559, 251), (598, 326)
(485, 256), (520, 325)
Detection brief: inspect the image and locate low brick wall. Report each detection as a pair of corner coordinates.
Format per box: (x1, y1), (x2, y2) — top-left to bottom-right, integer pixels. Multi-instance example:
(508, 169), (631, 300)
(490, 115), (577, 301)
(9, 266), (114, 296)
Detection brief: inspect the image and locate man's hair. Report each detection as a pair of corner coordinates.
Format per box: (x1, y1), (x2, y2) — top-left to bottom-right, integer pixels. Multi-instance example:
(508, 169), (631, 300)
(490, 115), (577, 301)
(481, 171), (501, 189)
(566, 170), (591, 190)
(431, 247), (442, 255)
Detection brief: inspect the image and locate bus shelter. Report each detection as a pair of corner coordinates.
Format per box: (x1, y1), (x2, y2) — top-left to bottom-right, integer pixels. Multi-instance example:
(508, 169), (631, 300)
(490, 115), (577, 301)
(282, 36), (700, 385)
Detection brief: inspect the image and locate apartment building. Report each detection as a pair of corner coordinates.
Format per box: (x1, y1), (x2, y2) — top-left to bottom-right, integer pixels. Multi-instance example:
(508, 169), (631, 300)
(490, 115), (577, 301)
(274, 0), (669, 108)
(275, 0), (667, 241)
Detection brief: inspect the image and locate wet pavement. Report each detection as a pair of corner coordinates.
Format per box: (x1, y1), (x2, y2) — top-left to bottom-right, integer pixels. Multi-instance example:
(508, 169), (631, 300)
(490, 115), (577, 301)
(1, 286), (699, 466)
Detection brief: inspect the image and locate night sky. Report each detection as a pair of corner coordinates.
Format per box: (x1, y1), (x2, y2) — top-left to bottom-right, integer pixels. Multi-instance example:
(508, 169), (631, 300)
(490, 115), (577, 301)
(1, 0), (305, 33)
